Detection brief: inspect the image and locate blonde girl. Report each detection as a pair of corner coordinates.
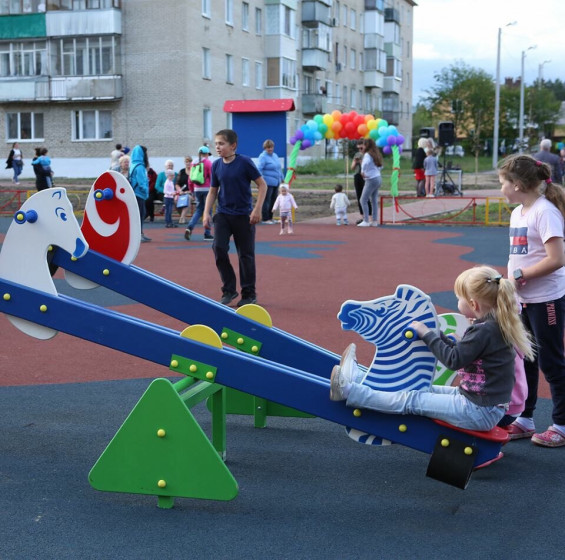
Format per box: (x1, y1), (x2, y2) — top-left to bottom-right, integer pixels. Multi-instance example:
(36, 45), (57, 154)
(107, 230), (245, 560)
(330, 266), (533, 432)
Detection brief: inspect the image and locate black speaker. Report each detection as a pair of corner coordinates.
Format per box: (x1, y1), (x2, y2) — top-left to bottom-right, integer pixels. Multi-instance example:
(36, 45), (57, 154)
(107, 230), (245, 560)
(438, 122), (455, 146)
(419, 127), (435, 140)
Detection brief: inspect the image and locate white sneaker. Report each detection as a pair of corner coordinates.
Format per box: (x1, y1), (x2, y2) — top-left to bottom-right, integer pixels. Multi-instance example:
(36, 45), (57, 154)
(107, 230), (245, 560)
(357, 221), (371, 227)
(330, 366), (348, 401)
(370, 222), (379, 227)
(340, 343), (359, 383)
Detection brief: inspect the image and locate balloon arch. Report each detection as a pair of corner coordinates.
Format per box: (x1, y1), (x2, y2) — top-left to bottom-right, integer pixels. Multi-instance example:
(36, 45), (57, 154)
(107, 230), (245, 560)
(284, 110), (404, 202)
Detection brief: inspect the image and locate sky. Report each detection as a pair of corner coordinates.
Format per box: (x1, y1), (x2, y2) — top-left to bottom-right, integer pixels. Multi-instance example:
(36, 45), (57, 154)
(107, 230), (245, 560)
(412, 0), (565, 105)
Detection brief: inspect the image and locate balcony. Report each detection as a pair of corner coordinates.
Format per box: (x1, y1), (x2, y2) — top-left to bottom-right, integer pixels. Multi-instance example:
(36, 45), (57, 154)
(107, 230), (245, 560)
(0, 75), (122, 102)
(383, 76), (401, 94)
(301, 1), (331, 27)
(46, 8), (121, 36)
(301, 49), (328, 71)
(302, 93), (327, 115)
(384, 8), (399, 23)
(384, 42), (401, 59)
(364, 71), (384, 89)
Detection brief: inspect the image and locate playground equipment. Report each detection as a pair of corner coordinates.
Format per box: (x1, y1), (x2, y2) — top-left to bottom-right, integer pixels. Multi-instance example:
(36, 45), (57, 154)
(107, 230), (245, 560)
(0, 172), (509, 507)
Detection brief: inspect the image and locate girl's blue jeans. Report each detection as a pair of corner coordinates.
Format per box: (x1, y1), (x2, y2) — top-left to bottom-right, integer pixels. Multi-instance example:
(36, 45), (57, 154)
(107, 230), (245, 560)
(360, 176), (381, 222)
(164, 197), (174, 225)
(346, 384), (505, 431)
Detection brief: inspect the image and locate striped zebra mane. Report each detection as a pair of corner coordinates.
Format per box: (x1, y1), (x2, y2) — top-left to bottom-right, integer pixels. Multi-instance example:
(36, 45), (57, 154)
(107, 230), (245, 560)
(337, 284), (439, 392)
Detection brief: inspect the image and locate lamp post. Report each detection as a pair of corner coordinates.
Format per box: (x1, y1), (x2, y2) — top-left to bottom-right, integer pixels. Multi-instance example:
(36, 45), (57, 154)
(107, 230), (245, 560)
(493, 21), (516, 169)
(518, 45), (536, 154)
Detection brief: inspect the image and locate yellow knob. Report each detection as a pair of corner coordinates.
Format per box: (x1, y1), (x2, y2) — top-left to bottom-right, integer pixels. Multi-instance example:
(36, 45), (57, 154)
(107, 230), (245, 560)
(464, 447), (473, 456)
(71, 256), (77, 261)
(251, 345), (259, 353)
(205, 371), (214, 380)
(103, 269), (110, 276)
(353, 409), (362, 417)
(221, 332), (228, 339)
(170, 360), (178, 368)
(3, 293), (10, 301)
(441, 439), (450, 448)
(39, 304), (47, 312)
(48, 245), (53, 252)
(398, 424), (407, 432)
(157, 429), (166, 438)
(189, 364), (197, 373)
(237, 337), (244, 345)
(157, 479), (167, 488)
(405, 330), (414, 339)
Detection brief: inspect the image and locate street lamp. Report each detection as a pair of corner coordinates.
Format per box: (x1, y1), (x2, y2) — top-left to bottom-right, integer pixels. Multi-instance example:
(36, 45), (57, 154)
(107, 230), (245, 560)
(538, 60), (551, 87)
(518, 45), (536, 154)
(493, 21), (516, 169)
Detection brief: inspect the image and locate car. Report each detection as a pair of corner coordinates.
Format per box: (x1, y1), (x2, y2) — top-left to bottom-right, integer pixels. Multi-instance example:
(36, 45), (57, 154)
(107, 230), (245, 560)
(445, 145), (465, 157)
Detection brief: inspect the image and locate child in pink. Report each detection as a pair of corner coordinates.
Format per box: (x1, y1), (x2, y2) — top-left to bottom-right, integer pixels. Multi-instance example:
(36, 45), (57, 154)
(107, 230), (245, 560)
(163, 168), (177, 228)
(272, 184), (298, 234)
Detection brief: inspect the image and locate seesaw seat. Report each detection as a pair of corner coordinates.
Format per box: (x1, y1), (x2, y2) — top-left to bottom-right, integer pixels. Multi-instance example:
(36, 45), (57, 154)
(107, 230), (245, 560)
(433, 419), (510, 443)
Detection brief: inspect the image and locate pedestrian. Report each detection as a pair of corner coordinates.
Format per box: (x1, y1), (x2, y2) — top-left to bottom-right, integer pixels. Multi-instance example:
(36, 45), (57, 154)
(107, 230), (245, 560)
(176, 155), (194, 225)
(498, 154), (565, 447)
(424, 147), (438, 197)
(330, 265), (534, 432)
(6, 142), (24, 185)
(184, 146), (213, 240)
(31, 147), (50, 191)
(163, 168), (178, 229)
(109, 143), (124, 171)
(118, 154), (130, 179)
(330, 184), (351, 226)
(273, 184), (297, 235)
(31, 147), (53, 187)
(412, 138), (427, 197)
(351, 140), (368, 222)
(357, 138), (382, 227)
(257, 139), (284, 224)
(533, 139), (563, 184)
(202, 129), (267, 307)
(129, 145), (151, 243)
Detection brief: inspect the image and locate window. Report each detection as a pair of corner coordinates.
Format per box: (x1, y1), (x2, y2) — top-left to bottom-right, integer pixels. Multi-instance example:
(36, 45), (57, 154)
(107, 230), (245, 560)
(202, 0), (210, 17)
(266, 57), (296, 89)
(225, 0), (233, 25)
(202, 47), (211, 79)
(341, 4), (347, 26)
(242, 57), (249, 86)
(242, 2), (249, 31)
(343, 46), (347, 67)
(255, 7), (262, 34)
(72, 109), (112, 140)
(54, 36), (119, 76)
(350, 48), (356, 70)
(0, 41), (47, 77)
(350, 9), (356, 30)
(283, 5), (292, 36)
(225, 54), (233, 83)
(335, 83), (341, 104)
(343, 85), (348, 108)
(6, 111), (44, 140)
(203, 107), (212, 140)
(255, 61), (262, 89)
(334, 0), (339, 25)
(350, 88), (356, 108)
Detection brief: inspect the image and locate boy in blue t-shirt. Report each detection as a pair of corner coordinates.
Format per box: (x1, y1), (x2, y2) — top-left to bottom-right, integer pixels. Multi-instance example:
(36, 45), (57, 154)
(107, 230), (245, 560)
(203, 129), (267, 307)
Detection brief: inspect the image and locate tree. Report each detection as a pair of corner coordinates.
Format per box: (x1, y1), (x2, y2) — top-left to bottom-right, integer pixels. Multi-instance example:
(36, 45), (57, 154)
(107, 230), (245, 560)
(412, 103), (433, 142)
(527, 86), (561, 138)
(423, 60), (495, 160)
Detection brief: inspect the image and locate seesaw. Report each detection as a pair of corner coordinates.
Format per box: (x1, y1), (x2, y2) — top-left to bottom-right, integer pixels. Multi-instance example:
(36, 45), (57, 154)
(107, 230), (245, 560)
(0, 174), (508, 508)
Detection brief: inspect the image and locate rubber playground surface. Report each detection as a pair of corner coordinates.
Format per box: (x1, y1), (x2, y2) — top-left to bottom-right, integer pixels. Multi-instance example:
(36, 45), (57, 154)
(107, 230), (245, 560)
(0, 217), (562, 559)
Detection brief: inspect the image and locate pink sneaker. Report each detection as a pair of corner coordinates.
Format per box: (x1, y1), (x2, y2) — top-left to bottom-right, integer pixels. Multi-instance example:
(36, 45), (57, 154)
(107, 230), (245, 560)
(531, 426), (565, 448)
(505, 422), (535, 440)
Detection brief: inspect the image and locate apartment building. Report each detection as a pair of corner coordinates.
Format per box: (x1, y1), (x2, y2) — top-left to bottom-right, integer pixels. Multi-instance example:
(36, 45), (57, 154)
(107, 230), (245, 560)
(0, 0), (415, 176)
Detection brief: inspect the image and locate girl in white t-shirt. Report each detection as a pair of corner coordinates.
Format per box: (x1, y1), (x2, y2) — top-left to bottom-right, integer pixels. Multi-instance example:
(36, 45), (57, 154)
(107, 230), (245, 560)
(498, 154), (565, 447)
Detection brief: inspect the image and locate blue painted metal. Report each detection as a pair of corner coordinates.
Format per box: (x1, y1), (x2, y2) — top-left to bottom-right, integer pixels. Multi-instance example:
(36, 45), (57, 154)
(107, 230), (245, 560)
(0, 273), (504, 468)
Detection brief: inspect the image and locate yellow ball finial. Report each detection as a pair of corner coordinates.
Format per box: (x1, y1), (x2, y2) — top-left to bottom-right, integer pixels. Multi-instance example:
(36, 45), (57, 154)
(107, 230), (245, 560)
(464, 447), (473, 455)
(205, 371), (214, 380)
(221, 332), (228, 339)
(103, 269), (110, 276)
(3, 293), (10, 301)
(237, 337), (244, 345)
(398, 424), (407, 432)
(189, 364), (197, 373)
(39, 304), (47, 312)
(170, 360), (179, 368)
(157, 479), (167, 488)
(353, 409), (362, 417)
(441, 439), (450, 448)
(157, 429), (166, 438)
(251, 345), (259, 353)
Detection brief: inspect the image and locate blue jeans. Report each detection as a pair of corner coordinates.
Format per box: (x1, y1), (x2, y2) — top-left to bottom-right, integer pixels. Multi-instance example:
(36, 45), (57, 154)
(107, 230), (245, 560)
(262, 185), (279, 221)
(164, 196), (174, 225)
(346, 383), (505, 431)
(188, 191), (211, 235)
(12, 160), (23, 182)
(360, 176), (381, 222)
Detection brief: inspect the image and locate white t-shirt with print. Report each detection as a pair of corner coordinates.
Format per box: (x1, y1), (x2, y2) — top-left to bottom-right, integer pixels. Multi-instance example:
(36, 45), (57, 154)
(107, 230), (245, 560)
(507, 196), (565, 303)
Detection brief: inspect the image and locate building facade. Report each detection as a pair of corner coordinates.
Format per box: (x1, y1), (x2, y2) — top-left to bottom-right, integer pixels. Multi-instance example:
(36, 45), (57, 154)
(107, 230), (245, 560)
(0, 0), (415, 177)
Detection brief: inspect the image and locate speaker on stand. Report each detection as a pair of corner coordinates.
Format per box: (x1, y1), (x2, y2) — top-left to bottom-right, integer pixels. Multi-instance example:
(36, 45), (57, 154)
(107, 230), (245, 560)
(436, 122), (461, 196)
(438, 121), (455, 146)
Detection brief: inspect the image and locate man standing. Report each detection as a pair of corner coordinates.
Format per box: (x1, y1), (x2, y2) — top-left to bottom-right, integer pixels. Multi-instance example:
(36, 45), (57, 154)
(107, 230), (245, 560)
(203, 129), (267, 307)
(534, 139), (563, 184)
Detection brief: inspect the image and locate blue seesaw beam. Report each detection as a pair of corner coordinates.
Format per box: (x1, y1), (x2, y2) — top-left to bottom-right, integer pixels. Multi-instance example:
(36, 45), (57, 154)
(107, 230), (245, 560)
(52, 248), (341, 377)
(0, 276), (504, 469)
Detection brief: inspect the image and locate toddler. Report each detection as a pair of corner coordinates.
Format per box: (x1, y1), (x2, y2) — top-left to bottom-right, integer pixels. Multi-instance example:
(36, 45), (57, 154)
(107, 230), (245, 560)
(273, 184), (297, 235)
(330, 184), (351, 225)
(423, 148), (438, 197)
(32, 147), (53, 187)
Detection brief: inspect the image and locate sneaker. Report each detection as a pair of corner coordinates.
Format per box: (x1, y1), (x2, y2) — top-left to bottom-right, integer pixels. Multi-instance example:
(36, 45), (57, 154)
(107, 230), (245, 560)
(336, 220), (341, 226)
(330, 365), (351, 401)
(506, 422), (535, 440)
(184, 228), (191, 241)
(220, 292), (238, 305)
(531, 426), (565, 447)
(279, 229), (286, 235)
(357, 221), (371, 227)
(340, 343), (360, 383)
(355, 218), (364, 225)
(370, 222), (379, 227)
(288, 228), (294, 234)
(343, 221), (349, 225)
(203, 233), (214, 240)
(141, 234), (151, 242)
(237, 295), (257, 307)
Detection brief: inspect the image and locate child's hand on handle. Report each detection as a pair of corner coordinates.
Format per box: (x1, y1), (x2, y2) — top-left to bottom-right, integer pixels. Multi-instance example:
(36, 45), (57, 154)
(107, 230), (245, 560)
(411, 320), (430, 338)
